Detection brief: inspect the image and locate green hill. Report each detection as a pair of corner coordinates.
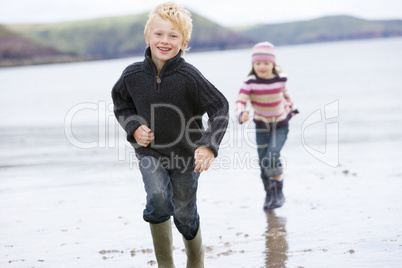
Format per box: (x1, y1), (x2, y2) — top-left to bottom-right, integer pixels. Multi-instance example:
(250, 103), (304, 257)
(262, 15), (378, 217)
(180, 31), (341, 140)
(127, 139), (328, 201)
(0, 25), (78, 66)
(5, 13), (157, 59)
(3, 12), (254, 64)
(234, 15), (402, 45)
(1, 14), (402, 67)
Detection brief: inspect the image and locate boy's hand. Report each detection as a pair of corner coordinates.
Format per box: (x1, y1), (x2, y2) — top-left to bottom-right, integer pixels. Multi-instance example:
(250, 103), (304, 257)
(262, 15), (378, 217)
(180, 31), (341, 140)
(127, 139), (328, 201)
(133, 125), (154, 147)
(194, 146), (214, 173)
(240, 111), (250, 123)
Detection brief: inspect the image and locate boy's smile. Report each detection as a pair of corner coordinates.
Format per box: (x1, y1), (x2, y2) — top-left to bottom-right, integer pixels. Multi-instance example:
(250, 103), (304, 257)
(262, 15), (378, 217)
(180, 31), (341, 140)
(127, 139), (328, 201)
(146, 16), (188, 72)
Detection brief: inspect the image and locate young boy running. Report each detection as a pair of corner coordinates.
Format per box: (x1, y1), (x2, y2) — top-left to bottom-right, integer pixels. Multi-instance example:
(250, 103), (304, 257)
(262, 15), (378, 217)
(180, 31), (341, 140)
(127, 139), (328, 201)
(111, 2), (229, 267)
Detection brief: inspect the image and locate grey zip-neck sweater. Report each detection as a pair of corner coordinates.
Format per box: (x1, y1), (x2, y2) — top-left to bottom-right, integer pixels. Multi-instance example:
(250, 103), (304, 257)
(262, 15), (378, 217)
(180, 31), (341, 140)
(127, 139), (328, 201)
(112, 48), (229, 168)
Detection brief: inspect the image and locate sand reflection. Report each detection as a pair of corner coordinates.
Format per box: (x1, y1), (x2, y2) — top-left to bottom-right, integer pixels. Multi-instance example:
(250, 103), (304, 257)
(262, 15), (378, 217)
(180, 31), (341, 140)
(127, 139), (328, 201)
(264, 211), (288, 267)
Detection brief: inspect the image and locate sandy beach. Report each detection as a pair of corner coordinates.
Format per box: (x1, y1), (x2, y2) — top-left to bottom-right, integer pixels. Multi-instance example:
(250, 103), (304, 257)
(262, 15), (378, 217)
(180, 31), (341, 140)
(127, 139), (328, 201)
(1, 38), (402, 267)
(1, 115), (401, 267)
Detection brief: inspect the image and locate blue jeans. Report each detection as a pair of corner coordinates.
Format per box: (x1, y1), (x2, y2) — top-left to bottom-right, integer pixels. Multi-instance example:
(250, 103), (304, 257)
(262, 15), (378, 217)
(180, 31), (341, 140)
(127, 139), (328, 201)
(255, 123), (289, 179)
(138, 155), (201, 240)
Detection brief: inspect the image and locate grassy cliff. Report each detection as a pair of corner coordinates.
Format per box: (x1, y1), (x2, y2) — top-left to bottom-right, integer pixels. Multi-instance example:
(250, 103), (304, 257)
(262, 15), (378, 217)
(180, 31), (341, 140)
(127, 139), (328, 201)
(1, 14), (402, 67)
(3, 12), (254, 62)
(234, 15), (402, 45)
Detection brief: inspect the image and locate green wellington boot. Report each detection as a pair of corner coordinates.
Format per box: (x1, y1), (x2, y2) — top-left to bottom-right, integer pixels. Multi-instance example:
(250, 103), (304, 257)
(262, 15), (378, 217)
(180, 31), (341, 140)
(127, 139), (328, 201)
(149, 219), (175, 268)
(182, 227), (205, 268)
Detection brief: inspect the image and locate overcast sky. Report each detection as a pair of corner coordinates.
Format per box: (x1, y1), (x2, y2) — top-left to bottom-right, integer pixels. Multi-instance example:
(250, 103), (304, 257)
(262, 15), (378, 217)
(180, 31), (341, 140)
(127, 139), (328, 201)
(1, 0), (401, 26)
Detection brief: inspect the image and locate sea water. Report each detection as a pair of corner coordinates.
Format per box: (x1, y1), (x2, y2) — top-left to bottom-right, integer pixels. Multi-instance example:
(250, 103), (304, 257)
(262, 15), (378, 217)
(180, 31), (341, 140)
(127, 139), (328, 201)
(1, 37), (401, 170)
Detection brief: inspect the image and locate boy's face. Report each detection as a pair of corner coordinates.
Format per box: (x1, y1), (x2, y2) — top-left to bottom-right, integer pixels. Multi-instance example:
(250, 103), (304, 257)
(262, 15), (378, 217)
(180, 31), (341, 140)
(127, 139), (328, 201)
(145, 16), (188, 71)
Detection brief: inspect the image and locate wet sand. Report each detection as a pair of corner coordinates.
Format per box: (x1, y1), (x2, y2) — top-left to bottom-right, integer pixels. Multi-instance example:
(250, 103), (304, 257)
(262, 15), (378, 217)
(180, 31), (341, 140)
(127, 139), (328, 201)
(1, 120), (401, 267)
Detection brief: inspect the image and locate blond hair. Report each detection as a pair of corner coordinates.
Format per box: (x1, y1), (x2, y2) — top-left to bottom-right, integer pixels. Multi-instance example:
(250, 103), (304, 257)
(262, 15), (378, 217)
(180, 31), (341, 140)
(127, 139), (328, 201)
(144, 1), (192, 55)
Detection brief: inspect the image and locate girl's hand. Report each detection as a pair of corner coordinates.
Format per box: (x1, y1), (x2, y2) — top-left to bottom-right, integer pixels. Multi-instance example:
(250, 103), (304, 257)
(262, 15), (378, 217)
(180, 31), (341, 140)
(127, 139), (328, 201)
(194, 146), (214, 173)
(292, 107), (300, 115)
(133, 125), (154, 147)
(240, 111), (250, 123)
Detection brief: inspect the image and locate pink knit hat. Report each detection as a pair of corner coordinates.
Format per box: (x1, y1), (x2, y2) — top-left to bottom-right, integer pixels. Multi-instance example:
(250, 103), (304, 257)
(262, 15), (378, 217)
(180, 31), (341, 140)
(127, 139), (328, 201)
(251, 42), (276, 63)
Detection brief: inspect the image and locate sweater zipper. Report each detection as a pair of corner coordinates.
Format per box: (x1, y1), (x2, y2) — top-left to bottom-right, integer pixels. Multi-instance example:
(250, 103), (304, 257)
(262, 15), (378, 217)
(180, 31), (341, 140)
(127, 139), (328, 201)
(155, 60), (170, 92)
(156, 72), (161, 92)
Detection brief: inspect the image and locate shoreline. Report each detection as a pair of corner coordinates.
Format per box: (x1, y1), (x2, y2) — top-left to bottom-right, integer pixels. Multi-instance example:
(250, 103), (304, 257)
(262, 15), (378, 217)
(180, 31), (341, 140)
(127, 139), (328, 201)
(2, 37), (401, 69)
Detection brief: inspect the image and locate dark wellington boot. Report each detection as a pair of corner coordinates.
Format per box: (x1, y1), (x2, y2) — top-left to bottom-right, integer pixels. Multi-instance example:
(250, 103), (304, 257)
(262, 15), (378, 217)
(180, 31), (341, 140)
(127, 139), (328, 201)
(268, 179), (286, 209)
(262, 178), (273, 210)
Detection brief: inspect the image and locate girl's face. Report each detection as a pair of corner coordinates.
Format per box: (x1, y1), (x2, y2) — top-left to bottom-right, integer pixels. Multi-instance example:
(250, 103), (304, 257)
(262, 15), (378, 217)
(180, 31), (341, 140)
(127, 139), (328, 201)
(145, 16), (188, 72)
(253, 61), (275, 79)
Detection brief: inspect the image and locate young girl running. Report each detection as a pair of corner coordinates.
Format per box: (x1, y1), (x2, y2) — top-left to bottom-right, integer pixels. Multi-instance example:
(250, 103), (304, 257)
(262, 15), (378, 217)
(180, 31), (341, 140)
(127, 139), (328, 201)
(235, 42), (298, 210)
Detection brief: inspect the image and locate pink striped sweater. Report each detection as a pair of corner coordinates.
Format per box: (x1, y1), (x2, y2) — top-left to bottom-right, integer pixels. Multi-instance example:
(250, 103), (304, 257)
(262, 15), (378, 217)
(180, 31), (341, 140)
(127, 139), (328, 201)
(235, 74), (296, 127)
